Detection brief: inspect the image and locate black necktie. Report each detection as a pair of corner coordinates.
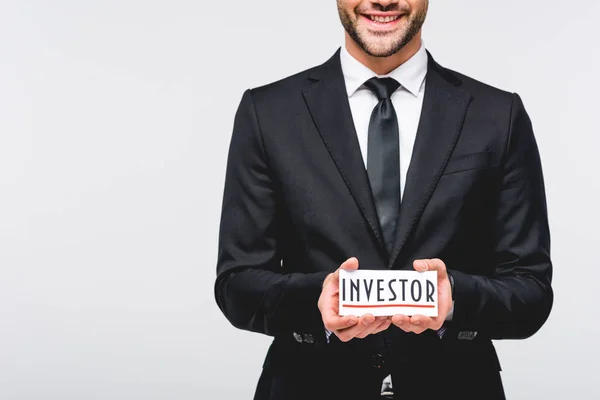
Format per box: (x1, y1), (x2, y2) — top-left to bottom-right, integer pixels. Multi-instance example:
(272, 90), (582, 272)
(364, 77), (401, 254)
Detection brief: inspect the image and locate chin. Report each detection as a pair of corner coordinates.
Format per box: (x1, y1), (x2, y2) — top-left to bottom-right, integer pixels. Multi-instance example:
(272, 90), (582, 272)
(361, 40), (401, 57)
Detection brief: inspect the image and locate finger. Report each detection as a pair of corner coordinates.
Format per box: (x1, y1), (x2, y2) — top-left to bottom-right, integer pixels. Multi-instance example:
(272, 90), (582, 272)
(423, 316), (444, 331)
(409, 314), (430, 325)
(336, 313), (375, 342)
(413, 258), (446, 274)
(320, 295), (359, 331)
(391, 314), (412, 333)
(409, 325), (427, 334)
(410, 314), (432, 328)
(408, 315), (434, 334)
(394, 314), (426, 334)
(392, 314), (409, 326)
(370, 317), (392, 335)
(355, 316), (388, 338)
(323, 313), (359, 331)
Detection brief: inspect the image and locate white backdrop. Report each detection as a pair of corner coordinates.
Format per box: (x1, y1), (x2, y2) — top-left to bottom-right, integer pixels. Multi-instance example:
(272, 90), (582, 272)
(1, 1), (598, 399)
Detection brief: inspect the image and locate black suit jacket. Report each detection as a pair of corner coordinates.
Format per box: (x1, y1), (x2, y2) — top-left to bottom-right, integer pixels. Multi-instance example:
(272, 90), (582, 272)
(214, 48), (553, 400)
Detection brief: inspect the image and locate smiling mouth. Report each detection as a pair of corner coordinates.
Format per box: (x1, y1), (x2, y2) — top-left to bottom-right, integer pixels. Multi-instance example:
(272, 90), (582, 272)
(366, 15), (402, 23)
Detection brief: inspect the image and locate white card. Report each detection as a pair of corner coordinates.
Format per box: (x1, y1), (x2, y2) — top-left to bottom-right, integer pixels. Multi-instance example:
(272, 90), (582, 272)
(338, 269), (438, 317)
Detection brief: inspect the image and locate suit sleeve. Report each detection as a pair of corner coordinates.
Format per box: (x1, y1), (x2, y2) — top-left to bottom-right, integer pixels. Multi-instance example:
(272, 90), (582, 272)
(447, 93), (553, 339)
(214, 89), (330, 337)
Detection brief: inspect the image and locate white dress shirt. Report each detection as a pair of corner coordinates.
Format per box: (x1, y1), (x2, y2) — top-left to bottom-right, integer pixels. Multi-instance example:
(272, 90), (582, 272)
(339, 40), (428, 200)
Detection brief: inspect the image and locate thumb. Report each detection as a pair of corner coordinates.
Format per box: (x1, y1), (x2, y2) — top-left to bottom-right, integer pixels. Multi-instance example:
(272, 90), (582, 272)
(336, 257), (359, 282)
(339, 257), (359, 271)
(413, 258), (447, 276)
(326, 257), (359, 288)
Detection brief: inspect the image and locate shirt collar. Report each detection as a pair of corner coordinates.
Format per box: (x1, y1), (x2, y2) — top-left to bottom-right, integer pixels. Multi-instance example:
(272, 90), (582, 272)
(340, 40), (428, 97)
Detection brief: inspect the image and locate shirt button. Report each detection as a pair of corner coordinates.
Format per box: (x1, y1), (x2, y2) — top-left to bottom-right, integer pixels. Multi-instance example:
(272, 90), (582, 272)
(372, 353), (384, 369)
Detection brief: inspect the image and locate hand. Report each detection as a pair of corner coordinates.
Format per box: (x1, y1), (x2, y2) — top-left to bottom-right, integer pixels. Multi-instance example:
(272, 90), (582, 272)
(391, 258), (453, 334)
(318, 257), (392, 342)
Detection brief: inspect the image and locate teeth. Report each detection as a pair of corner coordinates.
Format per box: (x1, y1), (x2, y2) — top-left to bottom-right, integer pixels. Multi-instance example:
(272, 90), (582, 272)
(370, 15), (399, 23)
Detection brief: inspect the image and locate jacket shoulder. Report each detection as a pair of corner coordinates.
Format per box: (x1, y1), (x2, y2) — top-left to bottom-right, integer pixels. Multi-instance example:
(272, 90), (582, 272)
(438, 62), (515, 104)
(245, 63), (321, 104)
(243, 49), (340, 106)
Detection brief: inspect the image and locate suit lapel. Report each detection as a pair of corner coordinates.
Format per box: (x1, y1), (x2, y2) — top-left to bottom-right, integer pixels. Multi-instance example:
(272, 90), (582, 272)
(388, 53), (473, 269)
(302, 49), (388, 256)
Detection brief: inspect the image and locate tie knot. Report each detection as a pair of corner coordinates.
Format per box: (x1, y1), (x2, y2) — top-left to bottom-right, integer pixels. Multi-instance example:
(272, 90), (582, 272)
(363, 77), (400, 100)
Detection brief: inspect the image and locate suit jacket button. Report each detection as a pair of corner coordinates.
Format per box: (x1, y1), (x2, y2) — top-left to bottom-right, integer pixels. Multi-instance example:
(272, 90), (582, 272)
(372, 354), (384, 369)
(293, 332), (303, 343)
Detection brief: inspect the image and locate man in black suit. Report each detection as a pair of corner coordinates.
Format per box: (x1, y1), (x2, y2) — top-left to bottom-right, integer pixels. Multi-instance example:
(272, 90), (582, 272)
(214, 0), (553, 399)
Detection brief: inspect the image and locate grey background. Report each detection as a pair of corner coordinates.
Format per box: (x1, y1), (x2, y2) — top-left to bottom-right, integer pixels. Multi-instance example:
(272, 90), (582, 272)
(0, 0), (598, 399)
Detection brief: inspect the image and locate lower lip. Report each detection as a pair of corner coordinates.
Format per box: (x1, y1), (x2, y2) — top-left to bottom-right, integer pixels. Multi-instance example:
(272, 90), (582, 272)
(361, 14), (403, 30)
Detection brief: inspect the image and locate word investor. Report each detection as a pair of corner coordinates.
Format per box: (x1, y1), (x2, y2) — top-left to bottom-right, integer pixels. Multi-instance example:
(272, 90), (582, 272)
(338, 270), (438, 317)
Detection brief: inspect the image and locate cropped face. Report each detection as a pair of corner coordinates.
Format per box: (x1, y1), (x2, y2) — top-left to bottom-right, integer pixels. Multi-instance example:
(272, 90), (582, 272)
(337, 0), (428, 57)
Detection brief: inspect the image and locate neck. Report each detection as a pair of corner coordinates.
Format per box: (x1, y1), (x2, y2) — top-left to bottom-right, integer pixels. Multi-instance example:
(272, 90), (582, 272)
(345, 32), (422, 75)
